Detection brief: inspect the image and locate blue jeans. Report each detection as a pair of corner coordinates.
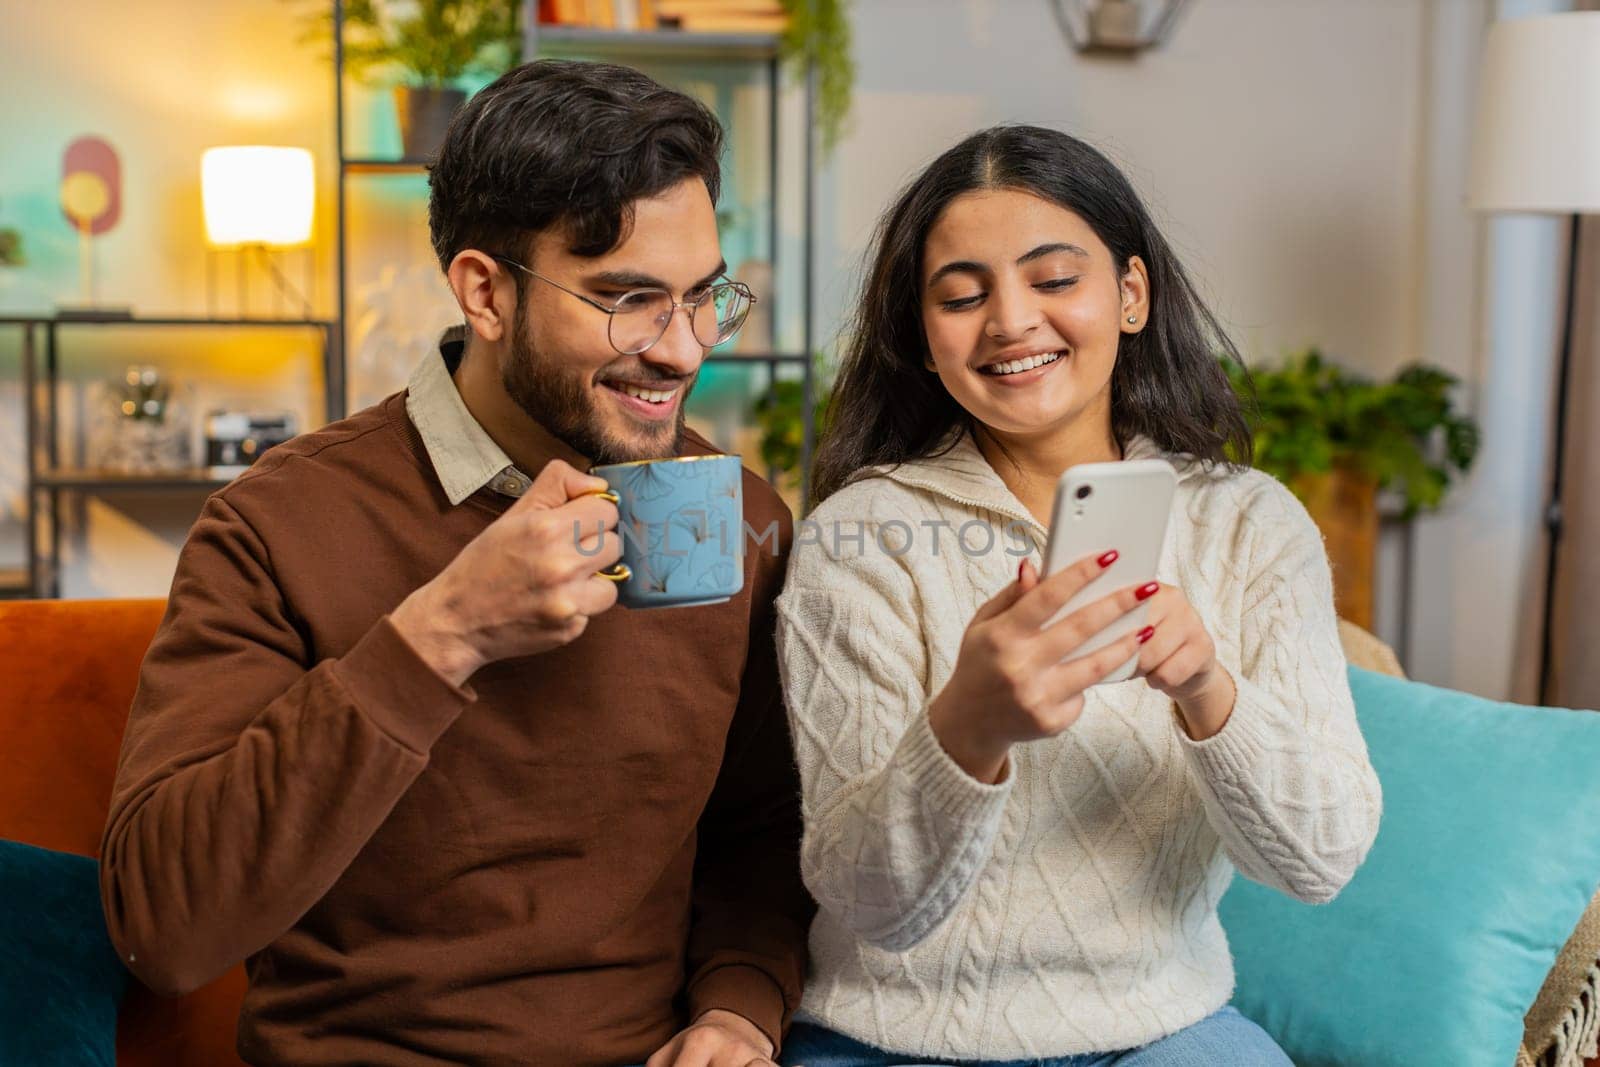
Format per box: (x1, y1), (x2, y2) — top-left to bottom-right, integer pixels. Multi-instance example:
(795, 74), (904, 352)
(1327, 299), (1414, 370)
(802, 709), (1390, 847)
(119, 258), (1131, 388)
(777, 1006), (1293, 1067)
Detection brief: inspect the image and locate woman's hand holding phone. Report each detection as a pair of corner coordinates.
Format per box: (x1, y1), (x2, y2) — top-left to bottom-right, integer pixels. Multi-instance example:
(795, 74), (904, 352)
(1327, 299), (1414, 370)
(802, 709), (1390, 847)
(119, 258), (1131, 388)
(1133, 583), (1236, 741)
(927, 553), (1160, 784)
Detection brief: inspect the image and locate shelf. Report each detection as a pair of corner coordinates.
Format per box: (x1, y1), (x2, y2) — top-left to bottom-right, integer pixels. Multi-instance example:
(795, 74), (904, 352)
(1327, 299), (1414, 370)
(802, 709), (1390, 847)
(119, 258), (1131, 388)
(36, 469), (237, 492)
(531, 26), (782, 60)
(15, 294), (342, 595)
(343, 158), (431, 175)
(0, 315), (333, 328)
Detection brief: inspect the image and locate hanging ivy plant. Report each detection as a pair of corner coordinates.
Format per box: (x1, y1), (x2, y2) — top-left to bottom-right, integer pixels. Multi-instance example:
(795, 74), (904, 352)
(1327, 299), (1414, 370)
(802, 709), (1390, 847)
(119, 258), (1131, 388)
(779, 0), (855, 156)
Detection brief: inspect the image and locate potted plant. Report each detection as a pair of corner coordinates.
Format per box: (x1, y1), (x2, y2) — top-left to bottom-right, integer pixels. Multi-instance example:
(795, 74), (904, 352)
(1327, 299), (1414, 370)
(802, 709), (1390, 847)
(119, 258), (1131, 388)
(780, 0), (854, 156)
(310, 0), (521, 160)
(753, 353), (833, 511)
(1223, 348), (1480, 626)
(0, 214), (24, 305)
(0, 227), (21, 268)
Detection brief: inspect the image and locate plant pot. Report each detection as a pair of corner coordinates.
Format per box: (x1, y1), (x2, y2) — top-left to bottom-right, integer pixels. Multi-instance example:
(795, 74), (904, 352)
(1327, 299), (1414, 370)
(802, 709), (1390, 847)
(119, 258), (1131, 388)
(393, 86), (467, 161)
(1291, 464), (1379, 628)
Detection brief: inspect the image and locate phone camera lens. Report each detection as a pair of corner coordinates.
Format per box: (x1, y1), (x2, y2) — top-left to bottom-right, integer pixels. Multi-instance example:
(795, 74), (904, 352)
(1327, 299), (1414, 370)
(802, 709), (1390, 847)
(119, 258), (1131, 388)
(1075, 485), (1092, 500)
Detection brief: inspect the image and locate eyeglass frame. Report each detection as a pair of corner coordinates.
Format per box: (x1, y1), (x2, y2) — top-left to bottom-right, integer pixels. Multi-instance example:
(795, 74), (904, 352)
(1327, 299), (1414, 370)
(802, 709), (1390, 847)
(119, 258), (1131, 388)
(489, 253), (757, 356)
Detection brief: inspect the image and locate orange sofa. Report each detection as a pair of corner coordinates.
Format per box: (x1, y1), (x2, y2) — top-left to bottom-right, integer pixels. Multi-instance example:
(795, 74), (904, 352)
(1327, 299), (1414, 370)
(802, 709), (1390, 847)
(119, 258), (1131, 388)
(0, 598), (247, 1067)
(7, 598), (1600, 1067)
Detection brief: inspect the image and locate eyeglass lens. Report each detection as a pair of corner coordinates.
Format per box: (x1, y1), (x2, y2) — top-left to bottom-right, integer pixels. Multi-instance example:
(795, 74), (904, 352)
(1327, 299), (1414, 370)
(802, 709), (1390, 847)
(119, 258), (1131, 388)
(609, 285), (751, 354)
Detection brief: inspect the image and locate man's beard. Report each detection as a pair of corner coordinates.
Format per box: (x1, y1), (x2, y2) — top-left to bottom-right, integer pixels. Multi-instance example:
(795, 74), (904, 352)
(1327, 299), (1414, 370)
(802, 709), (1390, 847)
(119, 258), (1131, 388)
(501, 309), (690, 466)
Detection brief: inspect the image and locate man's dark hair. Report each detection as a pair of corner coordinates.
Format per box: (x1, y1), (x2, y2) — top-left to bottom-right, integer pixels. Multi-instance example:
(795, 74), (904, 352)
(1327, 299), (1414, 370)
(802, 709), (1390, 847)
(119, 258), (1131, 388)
(428, 59), (724, 274)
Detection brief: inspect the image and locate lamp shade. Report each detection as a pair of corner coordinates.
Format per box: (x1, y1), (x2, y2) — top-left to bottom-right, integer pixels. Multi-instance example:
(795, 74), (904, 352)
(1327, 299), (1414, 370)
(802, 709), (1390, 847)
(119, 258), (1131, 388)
(201, 146), (314, 246)
(1468, 11), (1600, 214)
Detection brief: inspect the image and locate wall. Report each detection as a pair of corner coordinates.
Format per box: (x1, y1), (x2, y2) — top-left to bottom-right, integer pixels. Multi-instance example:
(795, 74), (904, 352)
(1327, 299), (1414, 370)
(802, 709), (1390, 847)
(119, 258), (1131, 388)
(0, 2), (338, 318)
(810, 0), (1430, 378)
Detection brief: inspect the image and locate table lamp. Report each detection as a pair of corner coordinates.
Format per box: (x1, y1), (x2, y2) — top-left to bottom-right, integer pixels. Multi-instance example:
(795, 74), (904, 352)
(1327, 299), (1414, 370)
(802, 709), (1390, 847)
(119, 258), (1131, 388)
(201, 146), (315, 319)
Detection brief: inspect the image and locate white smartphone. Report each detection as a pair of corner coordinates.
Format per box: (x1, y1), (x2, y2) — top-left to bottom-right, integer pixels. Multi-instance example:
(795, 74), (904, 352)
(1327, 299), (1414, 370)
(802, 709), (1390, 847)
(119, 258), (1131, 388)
(1041, 458), (1178, 684)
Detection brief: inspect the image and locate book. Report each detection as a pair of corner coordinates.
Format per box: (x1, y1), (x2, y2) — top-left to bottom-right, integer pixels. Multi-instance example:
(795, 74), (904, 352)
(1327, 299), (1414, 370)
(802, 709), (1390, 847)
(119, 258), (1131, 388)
(661, 12), (789, 32)
(654, 0), (788, 29)
(656, 0), (784, 10)
(550, 0), (588, 23)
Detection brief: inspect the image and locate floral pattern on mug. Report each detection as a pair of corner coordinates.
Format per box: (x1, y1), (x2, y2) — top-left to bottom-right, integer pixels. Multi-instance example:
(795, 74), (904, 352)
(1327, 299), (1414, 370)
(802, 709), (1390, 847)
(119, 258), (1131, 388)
(595, 454), (745, 608)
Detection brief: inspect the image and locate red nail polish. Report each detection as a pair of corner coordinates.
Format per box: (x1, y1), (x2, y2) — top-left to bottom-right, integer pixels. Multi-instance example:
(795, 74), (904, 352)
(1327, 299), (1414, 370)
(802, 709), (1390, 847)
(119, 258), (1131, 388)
(1018, 559), (1029, 582)
(1135, 581), (1160, 601)
(1138, 625), (1156, 643)
(1096, 549), (1119, 568)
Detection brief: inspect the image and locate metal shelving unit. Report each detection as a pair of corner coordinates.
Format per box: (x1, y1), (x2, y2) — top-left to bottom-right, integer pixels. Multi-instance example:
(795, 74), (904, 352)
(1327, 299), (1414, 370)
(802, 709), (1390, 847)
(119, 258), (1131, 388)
(4, 315), (338, 598)
(332, 2), (817, 499)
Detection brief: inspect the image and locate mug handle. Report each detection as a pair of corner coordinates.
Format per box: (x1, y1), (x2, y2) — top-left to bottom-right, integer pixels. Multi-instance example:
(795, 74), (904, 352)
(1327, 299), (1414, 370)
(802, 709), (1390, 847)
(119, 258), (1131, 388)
(578, 487), (629, 582)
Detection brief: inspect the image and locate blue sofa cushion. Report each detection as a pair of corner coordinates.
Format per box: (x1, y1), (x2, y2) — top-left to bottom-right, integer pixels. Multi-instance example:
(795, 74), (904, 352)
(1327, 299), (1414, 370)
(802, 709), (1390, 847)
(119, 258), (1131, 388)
(1220, 666), (1600, 1067)
(0, 839), (128, 1066)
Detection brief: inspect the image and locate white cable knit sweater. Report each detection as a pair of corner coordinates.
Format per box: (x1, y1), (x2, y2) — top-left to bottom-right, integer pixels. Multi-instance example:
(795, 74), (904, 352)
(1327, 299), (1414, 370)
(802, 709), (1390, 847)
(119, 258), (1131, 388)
(774, 430), (1383, 1059)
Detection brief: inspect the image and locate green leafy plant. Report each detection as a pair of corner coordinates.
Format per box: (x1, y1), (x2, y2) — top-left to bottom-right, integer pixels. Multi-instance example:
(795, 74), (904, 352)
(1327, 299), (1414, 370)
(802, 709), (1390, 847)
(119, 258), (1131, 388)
(0, 227), (21, 267)
(300, 0), (521, 87)
(779, 0), (854, 156)
(753, 353), (833, 476)
(1224, 347), (1480, 518)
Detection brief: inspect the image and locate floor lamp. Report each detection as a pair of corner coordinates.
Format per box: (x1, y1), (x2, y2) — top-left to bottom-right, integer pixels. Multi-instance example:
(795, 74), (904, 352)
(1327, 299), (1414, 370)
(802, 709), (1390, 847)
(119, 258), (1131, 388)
(1468, 11), (1600, 706)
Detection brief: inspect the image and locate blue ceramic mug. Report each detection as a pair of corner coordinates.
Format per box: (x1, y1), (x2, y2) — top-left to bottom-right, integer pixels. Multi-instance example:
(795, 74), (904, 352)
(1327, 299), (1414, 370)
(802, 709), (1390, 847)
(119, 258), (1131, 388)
(588, 453), (745, 609)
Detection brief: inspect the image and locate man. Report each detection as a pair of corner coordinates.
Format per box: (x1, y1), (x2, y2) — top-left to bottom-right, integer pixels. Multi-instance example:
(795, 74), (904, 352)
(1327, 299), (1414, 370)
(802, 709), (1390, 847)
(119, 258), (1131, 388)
(100, 59), (812, 1067)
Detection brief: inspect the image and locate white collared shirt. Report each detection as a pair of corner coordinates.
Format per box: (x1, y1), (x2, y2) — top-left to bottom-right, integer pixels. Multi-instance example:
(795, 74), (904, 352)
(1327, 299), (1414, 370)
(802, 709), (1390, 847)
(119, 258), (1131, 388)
(404, 326), (533, 504)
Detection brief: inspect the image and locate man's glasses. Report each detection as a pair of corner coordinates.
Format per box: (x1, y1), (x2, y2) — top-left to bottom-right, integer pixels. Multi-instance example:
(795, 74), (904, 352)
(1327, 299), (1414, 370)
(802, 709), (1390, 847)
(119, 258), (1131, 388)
(491, 254), (755, 356)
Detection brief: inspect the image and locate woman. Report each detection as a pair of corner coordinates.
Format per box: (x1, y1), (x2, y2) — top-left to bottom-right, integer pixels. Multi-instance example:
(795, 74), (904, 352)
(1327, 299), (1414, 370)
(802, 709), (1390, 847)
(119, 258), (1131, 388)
(773, 125), (1381, 1066)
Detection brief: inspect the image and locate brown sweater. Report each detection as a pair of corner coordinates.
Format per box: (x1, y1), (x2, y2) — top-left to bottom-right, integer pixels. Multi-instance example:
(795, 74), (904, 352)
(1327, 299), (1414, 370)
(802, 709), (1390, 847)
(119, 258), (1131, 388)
(99, 392), (813, 1066)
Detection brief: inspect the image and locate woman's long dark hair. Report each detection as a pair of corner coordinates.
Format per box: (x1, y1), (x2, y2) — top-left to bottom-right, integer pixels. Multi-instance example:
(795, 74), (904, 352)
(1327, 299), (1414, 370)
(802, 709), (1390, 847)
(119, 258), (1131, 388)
(811, 125), (1252, 507)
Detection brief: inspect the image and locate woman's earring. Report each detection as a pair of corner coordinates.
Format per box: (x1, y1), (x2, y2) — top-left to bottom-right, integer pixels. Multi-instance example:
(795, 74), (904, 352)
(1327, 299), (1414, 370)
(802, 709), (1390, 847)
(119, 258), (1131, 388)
(1127, 315), (1138, 324)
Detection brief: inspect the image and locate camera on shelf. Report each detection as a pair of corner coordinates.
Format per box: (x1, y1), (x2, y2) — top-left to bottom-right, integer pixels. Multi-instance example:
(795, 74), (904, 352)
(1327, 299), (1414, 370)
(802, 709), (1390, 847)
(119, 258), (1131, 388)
(205, 411), (298, 476)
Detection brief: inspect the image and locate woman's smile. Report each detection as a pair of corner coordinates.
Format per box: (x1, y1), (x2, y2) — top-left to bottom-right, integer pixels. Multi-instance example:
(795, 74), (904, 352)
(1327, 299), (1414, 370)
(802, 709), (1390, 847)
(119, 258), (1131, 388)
(975, 347), (1068, 382)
